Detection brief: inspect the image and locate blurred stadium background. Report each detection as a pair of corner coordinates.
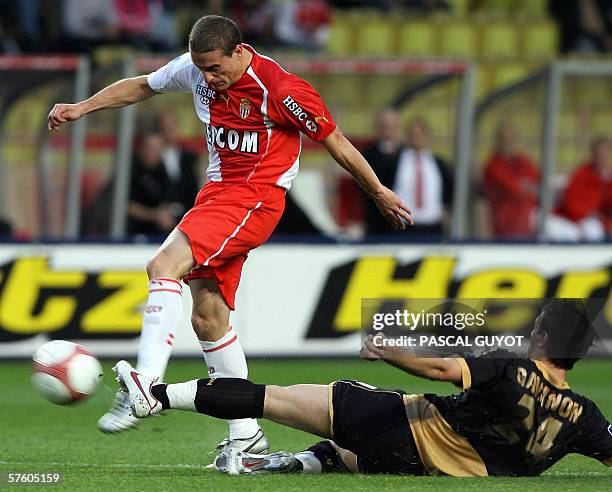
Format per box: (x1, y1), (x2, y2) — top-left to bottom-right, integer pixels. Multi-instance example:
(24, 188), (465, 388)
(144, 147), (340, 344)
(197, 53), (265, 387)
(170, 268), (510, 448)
(0, 0), (609, 350)
(0, 0), (610, 242)
(0, 1), (611, 486)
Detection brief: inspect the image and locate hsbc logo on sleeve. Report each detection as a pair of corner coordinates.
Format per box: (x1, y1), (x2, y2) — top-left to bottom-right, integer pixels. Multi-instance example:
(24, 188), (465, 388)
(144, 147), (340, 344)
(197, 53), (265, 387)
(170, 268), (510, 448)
(282, 95), (309, 121)
(305, 120), (318, 132)
(206, 124), (259, 154)
(196, 85), (216, 105)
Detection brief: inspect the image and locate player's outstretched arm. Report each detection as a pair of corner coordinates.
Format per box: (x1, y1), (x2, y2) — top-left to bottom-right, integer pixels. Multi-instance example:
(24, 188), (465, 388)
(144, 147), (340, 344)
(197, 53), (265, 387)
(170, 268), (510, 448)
(361, 334), (463, 385)
(47, 75), (157, 131)
(322, 128), (413, 230)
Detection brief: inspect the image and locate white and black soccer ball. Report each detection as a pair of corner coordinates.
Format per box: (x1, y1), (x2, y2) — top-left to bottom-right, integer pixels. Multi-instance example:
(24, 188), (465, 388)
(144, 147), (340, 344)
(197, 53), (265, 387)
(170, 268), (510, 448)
(32, 340), (103, 405)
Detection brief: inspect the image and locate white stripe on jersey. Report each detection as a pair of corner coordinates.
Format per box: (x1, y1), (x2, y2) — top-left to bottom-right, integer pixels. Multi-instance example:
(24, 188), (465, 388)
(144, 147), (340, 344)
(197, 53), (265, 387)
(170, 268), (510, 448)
(250, 46), (290, 75)
(276, 133), (302, 190)
(202, 201), (263, 266)
(246, 66), (273, 182)
(207, 142), (222, 182)
(246, 67), (273, 129)
(200, 87), (222, 182)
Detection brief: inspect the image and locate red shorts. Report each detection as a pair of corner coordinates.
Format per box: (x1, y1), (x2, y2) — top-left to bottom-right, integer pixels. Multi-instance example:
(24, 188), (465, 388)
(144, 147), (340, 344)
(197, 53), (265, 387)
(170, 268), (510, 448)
(179, 181), (285, 310)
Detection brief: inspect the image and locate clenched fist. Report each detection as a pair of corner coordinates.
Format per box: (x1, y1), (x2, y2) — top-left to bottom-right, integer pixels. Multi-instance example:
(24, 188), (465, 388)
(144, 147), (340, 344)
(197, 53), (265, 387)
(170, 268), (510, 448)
(360, 334), (387, 360)
(47, 103), (86, 131)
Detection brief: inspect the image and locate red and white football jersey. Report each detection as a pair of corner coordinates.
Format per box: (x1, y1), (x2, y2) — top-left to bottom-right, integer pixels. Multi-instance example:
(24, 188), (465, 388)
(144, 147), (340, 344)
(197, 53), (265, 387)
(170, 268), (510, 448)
(147, 44), (337, 189)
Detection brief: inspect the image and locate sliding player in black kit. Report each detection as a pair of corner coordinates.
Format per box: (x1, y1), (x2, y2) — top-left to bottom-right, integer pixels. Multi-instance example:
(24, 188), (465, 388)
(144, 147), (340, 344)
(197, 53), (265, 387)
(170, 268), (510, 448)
(115, 299), (612, 476)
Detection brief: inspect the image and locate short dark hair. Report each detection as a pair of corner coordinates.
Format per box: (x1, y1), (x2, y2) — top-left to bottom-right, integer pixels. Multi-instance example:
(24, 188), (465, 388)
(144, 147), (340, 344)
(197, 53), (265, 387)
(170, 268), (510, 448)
(539, 299), (593, 370)
(189, 15), (242, 56)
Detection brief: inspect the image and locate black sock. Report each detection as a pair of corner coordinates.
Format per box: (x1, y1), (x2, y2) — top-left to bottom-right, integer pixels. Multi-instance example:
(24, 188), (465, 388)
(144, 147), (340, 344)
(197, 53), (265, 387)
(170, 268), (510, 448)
(151, 384), (170, 410)
(307, 441), (346, 473)
(194, 378), (266, 419)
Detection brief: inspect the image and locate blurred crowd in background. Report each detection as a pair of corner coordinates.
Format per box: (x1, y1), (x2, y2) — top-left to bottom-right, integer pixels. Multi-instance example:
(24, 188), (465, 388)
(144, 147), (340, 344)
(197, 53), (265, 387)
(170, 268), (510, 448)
(358, 110), (610, 241)
(0, 1), (610, 242)
(106, 111), (610, 241)
(0, 0), (610, 55)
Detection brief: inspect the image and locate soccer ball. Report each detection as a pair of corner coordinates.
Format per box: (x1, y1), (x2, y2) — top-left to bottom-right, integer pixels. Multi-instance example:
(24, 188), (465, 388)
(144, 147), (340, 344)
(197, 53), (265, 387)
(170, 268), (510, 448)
(32, 340), (103, 405)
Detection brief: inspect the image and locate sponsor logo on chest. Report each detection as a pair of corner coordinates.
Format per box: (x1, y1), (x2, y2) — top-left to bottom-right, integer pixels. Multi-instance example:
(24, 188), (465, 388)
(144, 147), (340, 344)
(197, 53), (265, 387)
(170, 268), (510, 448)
(206, 124), (259, 154)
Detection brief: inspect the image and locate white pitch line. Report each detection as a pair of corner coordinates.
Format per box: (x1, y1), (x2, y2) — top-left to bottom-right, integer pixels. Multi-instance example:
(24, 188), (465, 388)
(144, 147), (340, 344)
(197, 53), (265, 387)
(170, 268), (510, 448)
(0, 461), (210, 470)
(543, 471), (610, 477)
(1, 461), (608, 477)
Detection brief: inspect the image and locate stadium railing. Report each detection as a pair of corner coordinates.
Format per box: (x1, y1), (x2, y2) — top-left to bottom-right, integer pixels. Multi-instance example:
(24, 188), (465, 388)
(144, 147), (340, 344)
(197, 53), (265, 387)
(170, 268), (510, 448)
(1, 54), (610, 242)
(107, 56), (476, 240)
(472, 59), (612, 239)
(0, 55), (90, 239)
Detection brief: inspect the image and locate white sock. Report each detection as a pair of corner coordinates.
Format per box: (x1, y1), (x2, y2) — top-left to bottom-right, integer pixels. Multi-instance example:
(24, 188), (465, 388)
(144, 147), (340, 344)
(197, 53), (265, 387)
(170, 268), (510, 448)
(200, 327), (260, 440)
(136, 278), (182, 380)
(294, 451), (323, 474)
(166, 380), (198, 411)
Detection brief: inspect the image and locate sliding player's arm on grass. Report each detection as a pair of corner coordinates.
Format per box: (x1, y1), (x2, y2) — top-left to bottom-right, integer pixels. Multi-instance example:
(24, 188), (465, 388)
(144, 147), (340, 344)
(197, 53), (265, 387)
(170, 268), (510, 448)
(361, 333), (463, 385)
(48, 76), (157, 130)
(569, 404), (612, 468)
(322, 128), (413, 230)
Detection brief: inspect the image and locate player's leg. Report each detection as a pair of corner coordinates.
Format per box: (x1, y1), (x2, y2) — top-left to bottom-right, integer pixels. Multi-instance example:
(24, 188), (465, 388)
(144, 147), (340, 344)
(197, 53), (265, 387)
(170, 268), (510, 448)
(189, 276), (267, 452)
(136, 228), (195, 377)
(215, 389), (356, 475)
(219, 380), (425, 476)
(332, 442), (359, 472)
(174, 183), (285, 448)
(115, 364), (359, 474)
(214, 440), (358, 475)
(115, 365), (418, 475)
(97, 228), (195, 433)
(115, 362), (332, 438)
(115, 364), (345, 474)
(263, 384), (331, 437)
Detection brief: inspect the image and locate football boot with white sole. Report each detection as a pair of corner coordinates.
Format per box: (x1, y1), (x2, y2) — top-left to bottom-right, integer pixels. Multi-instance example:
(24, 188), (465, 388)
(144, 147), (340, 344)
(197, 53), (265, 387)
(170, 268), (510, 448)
(113, 360), (163, 418)
(97, 389), (140, 433)
(216, 428), (269, 455)
(215, 450), (300, 475)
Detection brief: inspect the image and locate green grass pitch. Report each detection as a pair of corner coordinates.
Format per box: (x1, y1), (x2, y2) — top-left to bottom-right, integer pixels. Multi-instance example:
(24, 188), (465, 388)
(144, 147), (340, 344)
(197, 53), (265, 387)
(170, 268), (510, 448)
(1, 358), (610, 491)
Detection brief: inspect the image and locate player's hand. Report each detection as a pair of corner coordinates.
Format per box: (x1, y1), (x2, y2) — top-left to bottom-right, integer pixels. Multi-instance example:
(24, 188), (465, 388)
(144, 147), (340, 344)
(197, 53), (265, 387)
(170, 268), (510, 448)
(360, 334), (387, 360)
(47, 103), (86, 131)
(372, 186), (413, 230)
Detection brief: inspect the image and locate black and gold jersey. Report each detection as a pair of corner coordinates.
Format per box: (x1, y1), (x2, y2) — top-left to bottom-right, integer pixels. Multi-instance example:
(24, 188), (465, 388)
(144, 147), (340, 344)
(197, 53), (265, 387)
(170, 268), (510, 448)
(425, 354), (612, 476)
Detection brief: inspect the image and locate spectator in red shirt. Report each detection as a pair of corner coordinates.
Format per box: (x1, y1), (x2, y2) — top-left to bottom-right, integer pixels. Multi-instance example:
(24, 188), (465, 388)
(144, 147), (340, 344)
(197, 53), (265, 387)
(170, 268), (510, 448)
(275, 0), (331, 51)
(551, 136), (612, 241)
(483, 122), (540, 238)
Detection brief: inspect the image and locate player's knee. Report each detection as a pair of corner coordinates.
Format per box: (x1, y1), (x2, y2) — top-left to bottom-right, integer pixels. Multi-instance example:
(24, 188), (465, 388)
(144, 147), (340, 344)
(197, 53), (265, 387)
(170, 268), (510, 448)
(145, 258), (156, 279)
(191, 311), (226, 341)
(146, 251), (174, 279)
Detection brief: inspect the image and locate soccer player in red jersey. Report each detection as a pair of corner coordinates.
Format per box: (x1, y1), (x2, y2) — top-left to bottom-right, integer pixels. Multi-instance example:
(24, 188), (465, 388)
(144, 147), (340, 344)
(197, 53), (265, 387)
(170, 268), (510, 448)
(47, 15), (412, 453)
